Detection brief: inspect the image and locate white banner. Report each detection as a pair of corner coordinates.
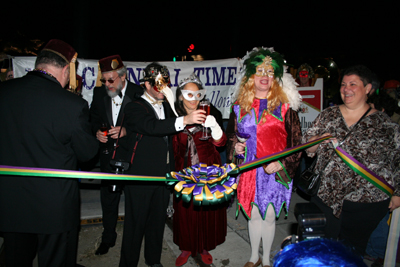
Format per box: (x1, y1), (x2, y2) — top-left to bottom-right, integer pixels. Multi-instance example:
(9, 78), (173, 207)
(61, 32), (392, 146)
(297, 79), (323, 133)
(13, 57), (241, 119)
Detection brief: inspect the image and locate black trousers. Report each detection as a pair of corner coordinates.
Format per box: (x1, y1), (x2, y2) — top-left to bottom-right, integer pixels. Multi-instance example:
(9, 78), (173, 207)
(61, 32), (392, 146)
(3, 227), (78, 267)
(119, 183), (170, 267)
(100, 185), (122, 245)
(311, 195), (390, 256)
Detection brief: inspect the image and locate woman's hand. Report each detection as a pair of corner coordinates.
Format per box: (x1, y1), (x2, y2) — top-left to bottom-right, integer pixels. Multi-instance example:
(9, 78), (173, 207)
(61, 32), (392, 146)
(389, 196), (400, 212)
(184, 110), (206, 125)
(235, 142), (246, 155)
(204, 115), (223, 141)
(307, 133), (333, 154)
(263, 161), (282, 174)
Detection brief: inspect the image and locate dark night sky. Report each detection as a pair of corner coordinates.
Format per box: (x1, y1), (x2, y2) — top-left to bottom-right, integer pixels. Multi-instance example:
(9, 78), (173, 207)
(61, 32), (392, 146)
(3, 1), (399, 83)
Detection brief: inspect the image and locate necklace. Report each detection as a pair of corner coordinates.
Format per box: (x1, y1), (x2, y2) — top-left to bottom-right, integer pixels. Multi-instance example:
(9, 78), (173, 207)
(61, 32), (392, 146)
(33, 68), (57, 80)
(112, 97), (123, 106)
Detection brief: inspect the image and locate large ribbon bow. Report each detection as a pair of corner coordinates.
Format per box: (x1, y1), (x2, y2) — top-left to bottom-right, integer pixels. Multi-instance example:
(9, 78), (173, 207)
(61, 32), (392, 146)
(167, 163), (239, 206)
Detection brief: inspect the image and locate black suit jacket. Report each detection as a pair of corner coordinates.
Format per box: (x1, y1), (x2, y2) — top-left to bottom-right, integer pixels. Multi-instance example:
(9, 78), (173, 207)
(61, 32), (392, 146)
(123, 95), (178, 180)
(0, 71), (98, 234)
(90, 81), (143, 173)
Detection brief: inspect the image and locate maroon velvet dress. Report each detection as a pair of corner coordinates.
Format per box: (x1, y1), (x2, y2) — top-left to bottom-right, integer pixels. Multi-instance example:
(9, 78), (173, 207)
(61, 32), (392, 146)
(172, 112), (227, 255)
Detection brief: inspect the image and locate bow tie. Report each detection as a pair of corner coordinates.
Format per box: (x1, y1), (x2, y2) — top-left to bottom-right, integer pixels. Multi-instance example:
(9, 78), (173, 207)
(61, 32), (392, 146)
(152, 100), (164, 105)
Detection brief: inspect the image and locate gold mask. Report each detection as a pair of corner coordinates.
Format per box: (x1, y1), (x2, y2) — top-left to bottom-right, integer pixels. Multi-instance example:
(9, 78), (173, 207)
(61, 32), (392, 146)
(255, 56), (274, 78)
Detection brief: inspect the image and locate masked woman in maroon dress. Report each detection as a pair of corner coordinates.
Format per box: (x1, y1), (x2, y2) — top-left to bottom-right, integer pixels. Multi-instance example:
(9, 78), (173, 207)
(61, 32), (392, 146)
(172, 73), (227, 266)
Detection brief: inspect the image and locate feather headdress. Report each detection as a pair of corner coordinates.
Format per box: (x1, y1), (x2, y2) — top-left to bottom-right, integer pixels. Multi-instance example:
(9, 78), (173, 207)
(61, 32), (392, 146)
(231, 47), (301, 111)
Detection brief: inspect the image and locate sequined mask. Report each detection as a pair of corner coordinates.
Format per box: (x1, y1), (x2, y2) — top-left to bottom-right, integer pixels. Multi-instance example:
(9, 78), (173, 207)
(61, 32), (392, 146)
(255, 56), (275, 78)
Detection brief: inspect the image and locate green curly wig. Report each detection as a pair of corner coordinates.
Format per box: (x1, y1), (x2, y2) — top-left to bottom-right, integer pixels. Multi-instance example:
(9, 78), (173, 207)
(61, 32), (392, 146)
(243, 48), (285, 83)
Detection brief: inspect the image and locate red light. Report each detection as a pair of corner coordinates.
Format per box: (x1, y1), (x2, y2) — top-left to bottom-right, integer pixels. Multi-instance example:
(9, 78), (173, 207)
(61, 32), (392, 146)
(187, 44), (195, 53)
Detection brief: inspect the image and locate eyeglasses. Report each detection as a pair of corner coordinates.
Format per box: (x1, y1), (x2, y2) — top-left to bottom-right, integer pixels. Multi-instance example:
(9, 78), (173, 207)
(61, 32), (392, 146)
(100, 76), (120, 84)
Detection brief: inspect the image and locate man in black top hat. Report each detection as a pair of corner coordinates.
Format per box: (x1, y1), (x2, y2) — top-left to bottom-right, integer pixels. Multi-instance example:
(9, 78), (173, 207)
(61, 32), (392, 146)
(119, 62), (206, 267)
(90, 54), (143, 255)
(0, 39), (98, 267)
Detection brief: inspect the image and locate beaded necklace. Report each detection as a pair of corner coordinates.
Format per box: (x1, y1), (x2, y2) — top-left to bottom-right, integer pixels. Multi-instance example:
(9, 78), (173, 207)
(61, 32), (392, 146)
(33, 68), (57, 80)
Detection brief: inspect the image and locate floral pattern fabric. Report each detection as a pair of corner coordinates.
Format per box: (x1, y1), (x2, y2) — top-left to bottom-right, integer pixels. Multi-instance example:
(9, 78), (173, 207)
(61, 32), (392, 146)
(303, 106), (400, 217)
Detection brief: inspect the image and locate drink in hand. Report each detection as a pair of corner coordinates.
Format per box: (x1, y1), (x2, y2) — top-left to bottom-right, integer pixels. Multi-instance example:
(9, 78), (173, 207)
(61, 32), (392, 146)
(198, 99), (210, 140)
(100, 123), (109, 154)
(199, 102), (210, 116)
(100, 123), (108, 136)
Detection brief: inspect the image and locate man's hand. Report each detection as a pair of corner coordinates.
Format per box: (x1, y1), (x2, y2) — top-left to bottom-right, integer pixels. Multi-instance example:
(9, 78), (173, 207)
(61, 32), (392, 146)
(108, 126), (126, 139)
(96, 129), (108, 143)
(184, 110), (206, 125)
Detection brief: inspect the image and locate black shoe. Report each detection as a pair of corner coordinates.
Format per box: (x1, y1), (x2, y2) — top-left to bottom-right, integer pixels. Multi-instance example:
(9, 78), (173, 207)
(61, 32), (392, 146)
(145, 261), (163, 267)
(95, 243), (114, 255)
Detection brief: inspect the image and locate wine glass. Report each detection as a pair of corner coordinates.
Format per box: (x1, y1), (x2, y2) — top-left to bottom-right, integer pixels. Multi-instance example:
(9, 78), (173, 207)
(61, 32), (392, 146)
(100, 123), (109, 154)
(198, 99), (211, 140)
(235, 132), (251, 159)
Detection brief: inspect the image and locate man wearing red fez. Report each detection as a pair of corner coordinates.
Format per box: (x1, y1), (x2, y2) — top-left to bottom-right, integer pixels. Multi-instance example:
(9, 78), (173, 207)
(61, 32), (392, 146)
(0, 39), (98, 266)
(89, 55), (143, 255)
(119, 62), (206, 267)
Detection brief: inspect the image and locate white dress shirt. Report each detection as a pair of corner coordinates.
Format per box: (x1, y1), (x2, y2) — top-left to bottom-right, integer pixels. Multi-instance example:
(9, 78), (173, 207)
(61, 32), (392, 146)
(141, 92), (184, 131)
(111, 81), (127, 126)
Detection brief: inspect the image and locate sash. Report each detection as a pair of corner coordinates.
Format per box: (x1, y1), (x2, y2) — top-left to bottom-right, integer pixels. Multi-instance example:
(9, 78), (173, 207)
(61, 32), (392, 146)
(335, 146), (394, 197)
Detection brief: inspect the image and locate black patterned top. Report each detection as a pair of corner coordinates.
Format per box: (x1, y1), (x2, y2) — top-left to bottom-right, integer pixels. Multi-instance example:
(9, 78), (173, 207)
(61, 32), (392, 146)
(303, 106), (400, 217)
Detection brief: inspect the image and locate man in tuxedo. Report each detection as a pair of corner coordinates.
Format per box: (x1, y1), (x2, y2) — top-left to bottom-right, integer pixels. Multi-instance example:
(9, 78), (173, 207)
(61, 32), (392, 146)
(119, 63), (206, 267)
(90, 55), (143, 255)
(0, 39), (98, 267)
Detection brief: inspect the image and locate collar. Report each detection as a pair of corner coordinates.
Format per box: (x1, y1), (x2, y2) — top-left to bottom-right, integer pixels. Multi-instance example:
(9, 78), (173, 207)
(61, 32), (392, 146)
(142, 92), (164, 105)
(29, 69), (62, 88)
(121, 80), (127, 95)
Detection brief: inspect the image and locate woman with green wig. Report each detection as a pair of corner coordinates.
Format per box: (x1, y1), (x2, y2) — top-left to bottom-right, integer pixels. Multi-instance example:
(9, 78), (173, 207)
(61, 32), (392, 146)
(226, 47), (302, 267)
